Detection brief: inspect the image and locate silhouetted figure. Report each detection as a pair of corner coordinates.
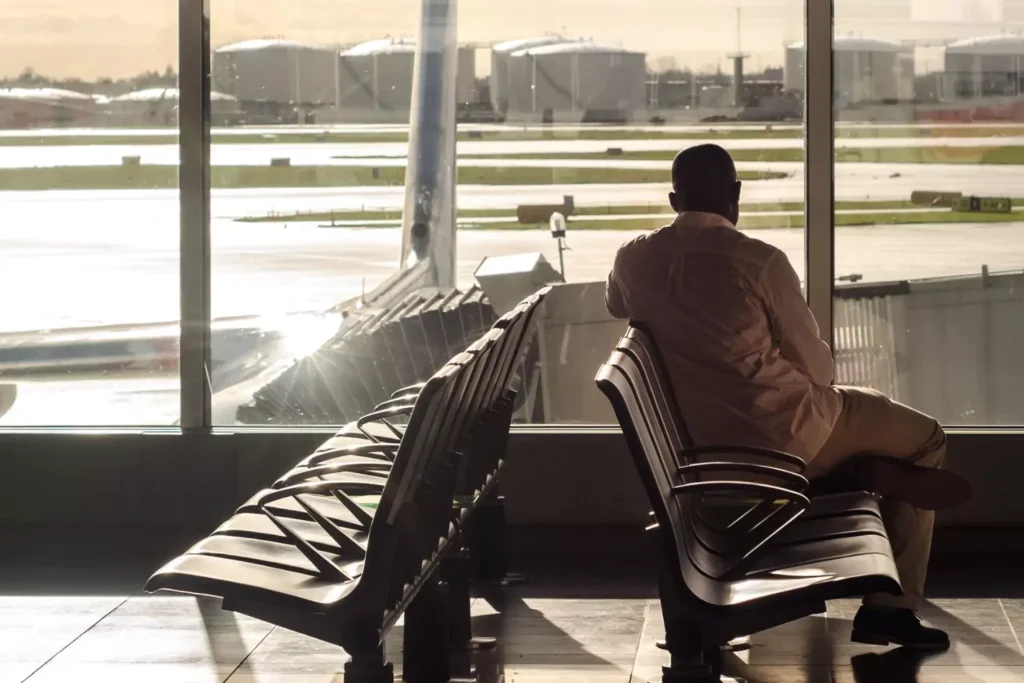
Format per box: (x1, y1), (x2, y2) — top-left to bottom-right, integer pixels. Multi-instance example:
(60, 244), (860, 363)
(606, 143), (970, 650)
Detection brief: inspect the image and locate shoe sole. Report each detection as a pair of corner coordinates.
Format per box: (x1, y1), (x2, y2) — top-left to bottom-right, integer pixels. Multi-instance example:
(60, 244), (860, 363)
(856, 457), (972, 511)
(851, 630), (951, 651)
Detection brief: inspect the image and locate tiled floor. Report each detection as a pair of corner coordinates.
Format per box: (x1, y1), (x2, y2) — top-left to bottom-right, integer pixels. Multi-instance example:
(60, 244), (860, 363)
(6, 582), (1024, 683)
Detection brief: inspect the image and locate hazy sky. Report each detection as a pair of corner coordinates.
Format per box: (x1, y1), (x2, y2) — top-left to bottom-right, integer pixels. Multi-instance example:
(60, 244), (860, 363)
(2, 0), (1020, 79)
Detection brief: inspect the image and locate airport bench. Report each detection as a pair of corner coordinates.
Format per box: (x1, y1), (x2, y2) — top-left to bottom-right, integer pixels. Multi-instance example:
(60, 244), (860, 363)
(596, 325), (902, 683)
(621, 325), (893, 543)
(146, 289), (549, 683)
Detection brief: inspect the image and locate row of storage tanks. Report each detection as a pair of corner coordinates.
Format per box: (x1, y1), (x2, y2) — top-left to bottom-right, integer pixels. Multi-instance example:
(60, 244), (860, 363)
(211, 37), (647, 119)
(213, 38), (476, 114)
(214, 33), (1024, 117)
(0, 87), (242, 128)
(786, 34), (1024, 104)
(8, 33), (1024, 129)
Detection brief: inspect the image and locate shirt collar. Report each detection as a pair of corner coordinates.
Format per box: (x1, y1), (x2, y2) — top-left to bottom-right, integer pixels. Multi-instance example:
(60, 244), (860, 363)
(671, 210), (737, 231)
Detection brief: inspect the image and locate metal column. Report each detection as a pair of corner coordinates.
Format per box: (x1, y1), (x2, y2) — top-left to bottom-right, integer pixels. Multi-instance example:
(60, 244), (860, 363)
(179, 0), (212, 431)
(804, 0), (834, 347)
(400, 0), (459, 288)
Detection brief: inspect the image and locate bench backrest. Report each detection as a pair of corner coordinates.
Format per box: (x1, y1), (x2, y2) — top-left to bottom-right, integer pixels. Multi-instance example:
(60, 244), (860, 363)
(596, 348), (732, 607)
(355, 332), (502, 628)
(618, 325), (810, 564)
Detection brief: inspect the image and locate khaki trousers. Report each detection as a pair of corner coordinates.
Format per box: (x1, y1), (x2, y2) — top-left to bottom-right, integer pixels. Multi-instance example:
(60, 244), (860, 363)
(805, 386), (947, 611)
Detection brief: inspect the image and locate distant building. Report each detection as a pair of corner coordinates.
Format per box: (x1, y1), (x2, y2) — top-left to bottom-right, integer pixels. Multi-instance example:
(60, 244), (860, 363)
(490, 37), (572, 115)
(213, 39), (340, 113)
(335, 39), (477, 120)
(0, 88), (98, 128)
(503, 41), (647, 122)
(107, 88), (240, 126)
(786, 37), (914, 104)
(944, 34), (1024, 99)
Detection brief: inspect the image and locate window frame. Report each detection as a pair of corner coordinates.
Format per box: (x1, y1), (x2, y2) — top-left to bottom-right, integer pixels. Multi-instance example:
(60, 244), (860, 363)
(165, 0), (1015, 434)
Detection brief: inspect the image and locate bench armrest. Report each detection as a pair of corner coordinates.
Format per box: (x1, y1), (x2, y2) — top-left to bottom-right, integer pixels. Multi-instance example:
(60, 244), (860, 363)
(276, 461), (391, 488)
(305, 442), (399, 467)
(680, 445), (807, 472)
(391, 382), (426, 399)
(355, 406), (411, 441)
(672, 480), (810, 581)
(671, 480), (810, 508)
(677, 462), (808, 490)
(374, 395), (417, 412)
(253, 480), (374, 581)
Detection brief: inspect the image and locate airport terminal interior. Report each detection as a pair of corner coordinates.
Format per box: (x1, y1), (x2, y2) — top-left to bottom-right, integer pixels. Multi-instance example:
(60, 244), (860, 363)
(5, 0), (1024, 682)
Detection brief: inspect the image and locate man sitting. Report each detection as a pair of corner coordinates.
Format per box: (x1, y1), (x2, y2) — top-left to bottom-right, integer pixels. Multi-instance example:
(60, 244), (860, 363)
(605, 143), (970, 650)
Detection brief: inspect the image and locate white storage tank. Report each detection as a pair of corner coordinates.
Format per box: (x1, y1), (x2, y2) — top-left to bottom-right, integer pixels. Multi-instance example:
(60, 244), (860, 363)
(785, 37), (913, 104)
(944, 35), (1024, 99)
(339, 38), (417, 112)
(490, 37), (570, 114)
(338, 39), (478, 115)
(0, 88), (98, 127)
(213, 39), (339, 106)
(108, 88), (240, 126)
(505, 41), (647, 121)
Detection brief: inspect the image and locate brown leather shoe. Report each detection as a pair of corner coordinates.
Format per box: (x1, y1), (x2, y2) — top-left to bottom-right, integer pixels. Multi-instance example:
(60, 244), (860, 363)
(850, 455), (971, 510)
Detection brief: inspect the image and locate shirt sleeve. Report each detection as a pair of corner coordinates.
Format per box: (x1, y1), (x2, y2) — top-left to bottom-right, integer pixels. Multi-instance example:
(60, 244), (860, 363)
(606, 269), (629, 319)
(762, 251), (835, 386)
(605, 247), (631, 319)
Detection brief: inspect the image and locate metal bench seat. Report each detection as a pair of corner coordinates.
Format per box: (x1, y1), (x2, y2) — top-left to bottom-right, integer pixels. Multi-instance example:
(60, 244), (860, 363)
(597, 329), (901, 682)
(149, 552), (360, 613)
(211, 511), (363, 554)
(147, 288), (551, 683)
(619, 326), (888, 549)
(184, 534), (359, 578)
(149, 340), (492, 682)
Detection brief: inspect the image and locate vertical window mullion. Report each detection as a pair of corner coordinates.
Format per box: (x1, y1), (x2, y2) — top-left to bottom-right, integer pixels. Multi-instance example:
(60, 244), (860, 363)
(804, 0), (835, 347)
(178, 0), (212, 431)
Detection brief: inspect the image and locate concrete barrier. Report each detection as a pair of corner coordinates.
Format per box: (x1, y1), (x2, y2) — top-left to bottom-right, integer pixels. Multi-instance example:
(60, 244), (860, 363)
(517, 195), (575, 224)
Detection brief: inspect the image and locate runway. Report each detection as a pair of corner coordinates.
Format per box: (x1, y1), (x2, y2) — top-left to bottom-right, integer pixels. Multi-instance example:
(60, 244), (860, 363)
(2, 123), (1024, 425)
(2, 133), (1023, 169)
(2, 216), (1022, 332)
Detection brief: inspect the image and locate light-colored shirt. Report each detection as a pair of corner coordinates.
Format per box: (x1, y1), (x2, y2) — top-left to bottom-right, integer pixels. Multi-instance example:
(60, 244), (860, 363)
(606, 211), (841, 462)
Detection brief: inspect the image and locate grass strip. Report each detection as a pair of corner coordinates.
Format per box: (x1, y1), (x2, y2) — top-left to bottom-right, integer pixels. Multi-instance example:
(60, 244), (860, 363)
(456, 210), (1024, 232)
(5, 124), (1024, 147)
(0, 164), (785, 191)
(493, 145), (1024, 165)
(238, 200), (932, 224)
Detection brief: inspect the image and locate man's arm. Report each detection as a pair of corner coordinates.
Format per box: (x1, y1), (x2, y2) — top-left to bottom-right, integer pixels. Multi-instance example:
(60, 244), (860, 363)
(606, 268), (630, 319)
(605, 244), (635, 319)
(763, 251), (834, 386)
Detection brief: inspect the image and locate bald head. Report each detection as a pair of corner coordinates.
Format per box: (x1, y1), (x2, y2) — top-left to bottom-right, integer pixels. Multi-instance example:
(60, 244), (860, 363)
(669, 143), (742, 224)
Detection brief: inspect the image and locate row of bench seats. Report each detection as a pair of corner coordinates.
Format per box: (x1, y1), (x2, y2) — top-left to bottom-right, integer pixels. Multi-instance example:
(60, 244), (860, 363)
(596, 324), (902, 682)
(239, 286), (497, 425)
(147, 287), (550, 683)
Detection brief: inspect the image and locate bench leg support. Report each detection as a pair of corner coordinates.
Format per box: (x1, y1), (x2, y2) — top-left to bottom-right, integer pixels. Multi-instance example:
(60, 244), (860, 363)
(403, 575), (453, 683)
(344, 645), (394, 683)
(467, 493), (525, 585)
(442, 546), (498, 654)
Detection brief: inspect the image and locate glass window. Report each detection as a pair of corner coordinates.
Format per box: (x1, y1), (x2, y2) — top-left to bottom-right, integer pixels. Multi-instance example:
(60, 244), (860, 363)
(207, 1), (807, 426)
(832, 2), (1024, 425)
(0, 3), (179, 426)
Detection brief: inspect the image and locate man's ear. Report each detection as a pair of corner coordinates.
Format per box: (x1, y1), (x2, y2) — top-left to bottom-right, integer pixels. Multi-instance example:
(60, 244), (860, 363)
(669, 191), (680, 213)
(734, 180), (743, 203)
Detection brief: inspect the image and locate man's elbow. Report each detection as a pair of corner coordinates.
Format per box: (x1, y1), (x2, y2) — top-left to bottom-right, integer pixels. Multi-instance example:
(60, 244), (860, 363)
(605, 296), (629, 320)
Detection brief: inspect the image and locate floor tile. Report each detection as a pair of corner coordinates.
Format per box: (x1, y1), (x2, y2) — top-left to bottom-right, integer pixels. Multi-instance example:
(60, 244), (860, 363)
(25, 595), (274, 683)
(0, 596), (125, 683)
